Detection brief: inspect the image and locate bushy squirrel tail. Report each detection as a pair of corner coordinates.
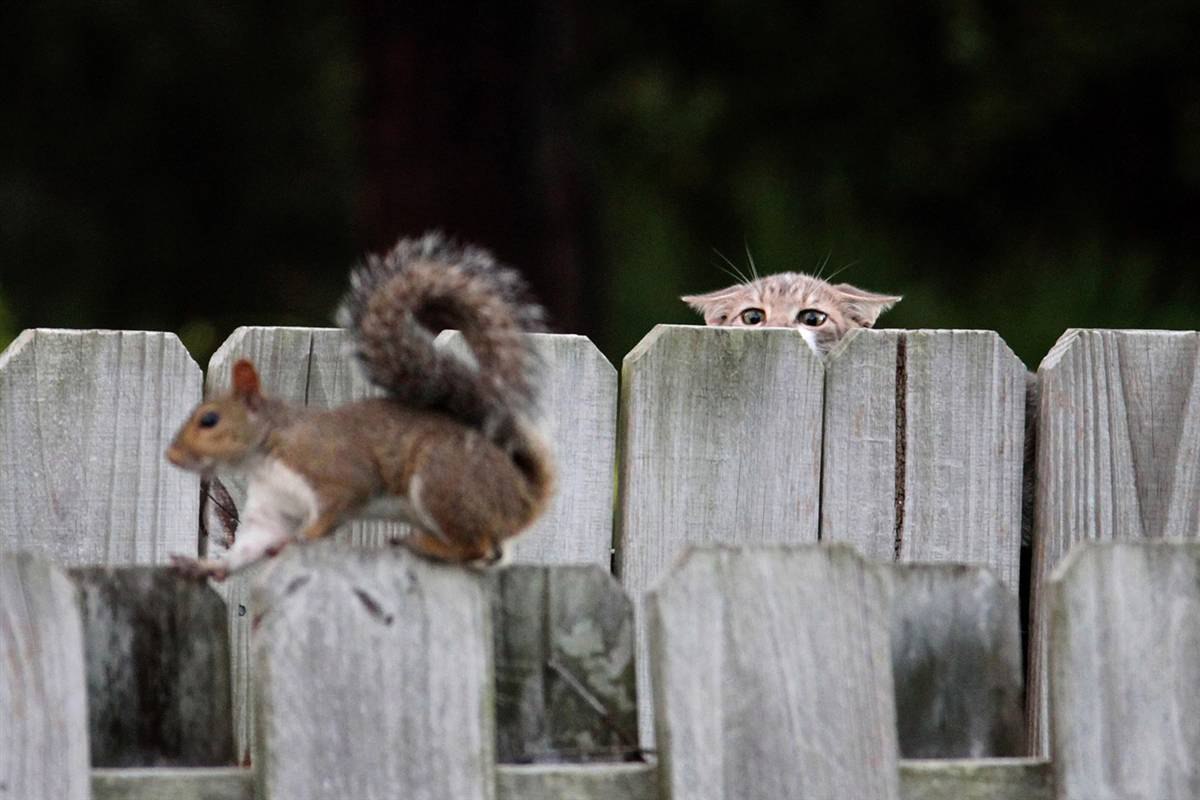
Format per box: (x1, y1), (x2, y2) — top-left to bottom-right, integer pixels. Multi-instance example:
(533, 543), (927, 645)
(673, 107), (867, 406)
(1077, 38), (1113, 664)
(336, 232), (547, 452)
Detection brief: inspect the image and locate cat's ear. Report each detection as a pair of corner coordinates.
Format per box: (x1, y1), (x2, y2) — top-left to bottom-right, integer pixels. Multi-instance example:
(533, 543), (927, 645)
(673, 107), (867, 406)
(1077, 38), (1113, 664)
(832, 283), (901, 328)
(681, 286), (745, 325)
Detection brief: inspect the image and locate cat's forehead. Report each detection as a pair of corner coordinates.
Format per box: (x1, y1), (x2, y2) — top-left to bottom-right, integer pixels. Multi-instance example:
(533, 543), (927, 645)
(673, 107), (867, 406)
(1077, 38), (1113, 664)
(752, 273), (839, 306)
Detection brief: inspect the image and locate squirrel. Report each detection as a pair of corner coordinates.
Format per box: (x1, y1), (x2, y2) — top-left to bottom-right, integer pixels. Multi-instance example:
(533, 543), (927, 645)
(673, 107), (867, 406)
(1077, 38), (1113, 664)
(165, 233), (556, 580)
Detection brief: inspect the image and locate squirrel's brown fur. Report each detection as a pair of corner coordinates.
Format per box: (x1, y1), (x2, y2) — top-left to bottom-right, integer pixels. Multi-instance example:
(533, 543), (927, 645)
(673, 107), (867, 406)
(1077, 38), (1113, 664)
(166, 234), (554, 580)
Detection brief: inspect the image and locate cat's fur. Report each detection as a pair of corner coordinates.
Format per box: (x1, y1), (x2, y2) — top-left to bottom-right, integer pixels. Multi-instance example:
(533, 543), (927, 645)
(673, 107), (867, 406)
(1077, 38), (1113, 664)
(682, 272), (901, 354)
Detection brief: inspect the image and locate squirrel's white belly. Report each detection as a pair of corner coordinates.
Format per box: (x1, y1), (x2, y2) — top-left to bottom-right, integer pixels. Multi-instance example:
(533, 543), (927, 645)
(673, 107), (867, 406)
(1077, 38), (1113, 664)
(359, 494), (418, 522)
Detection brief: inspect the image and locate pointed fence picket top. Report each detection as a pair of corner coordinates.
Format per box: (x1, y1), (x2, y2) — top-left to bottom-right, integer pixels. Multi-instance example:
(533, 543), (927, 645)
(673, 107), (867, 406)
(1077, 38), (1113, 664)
(0, 554), (91, 800)
(1027, 330), (1200, 754)
(0, 329), (202, 565)
(1050, 542), (1200, 799)
(889, 564), (1024, 758)
(821, 329), (1026, 588)
(899, 331), (1026, 590)
(648, 545), (900, 800)
(615, 325), (825, 743)
(251, 542), (495, 800)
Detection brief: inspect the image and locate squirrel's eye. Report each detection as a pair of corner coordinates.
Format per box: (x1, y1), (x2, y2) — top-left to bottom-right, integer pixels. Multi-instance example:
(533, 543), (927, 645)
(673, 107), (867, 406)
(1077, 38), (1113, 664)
(740, 308), (766, 325)
(798, 309), (828, 327)
(199, 411), (220, 429)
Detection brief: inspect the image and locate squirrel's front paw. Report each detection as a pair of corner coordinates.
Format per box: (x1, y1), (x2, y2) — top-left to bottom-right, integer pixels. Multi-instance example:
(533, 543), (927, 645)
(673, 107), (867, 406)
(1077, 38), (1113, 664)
(170, 554), (230, 582)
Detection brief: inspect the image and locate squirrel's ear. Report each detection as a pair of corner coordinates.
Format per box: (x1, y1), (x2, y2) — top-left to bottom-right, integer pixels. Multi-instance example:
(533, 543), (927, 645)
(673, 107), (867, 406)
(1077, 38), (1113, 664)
(231, 359), (262, 406)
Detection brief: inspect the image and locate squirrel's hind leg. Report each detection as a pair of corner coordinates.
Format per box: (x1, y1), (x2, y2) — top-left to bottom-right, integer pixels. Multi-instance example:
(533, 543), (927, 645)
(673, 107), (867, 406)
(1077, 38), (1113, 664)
(402, 529), (498, 565)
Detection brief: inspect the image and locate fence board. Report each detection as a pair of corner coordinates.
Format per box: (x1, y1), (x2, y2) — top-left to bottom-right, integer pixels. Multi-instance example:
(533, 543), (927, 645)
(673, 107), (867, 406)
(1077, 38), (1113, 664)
(616, 325), (824, 743)
(898, 759), (1051, 800)
(71, 566), (233, 767)
(252, 542), (494, 800)
(0, 554), (90, 800)
(0, 329), (201, 565)
(496, 763), (657, 800)
(900, 331), (1025, 590)
(821, 328), (900, 559)
(493, 565), (638, 764)
(889, 564), (1024, 758)
(508, 335), (617, 565)
(92, 768), (253, 800)
(1027, 329), (1200, 753)
(1050, 541), (1200, 799)
(649, 545), (898, 800)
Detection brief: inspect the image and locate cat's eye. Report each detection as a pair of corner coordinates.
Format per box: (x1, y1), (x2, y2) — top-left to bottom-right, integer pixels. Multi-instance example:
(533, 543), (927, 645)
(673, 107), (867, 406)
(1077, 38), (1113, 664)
(740, 308), (766, 325)
(199, 411), (220, 429)
(798, 309), (828, 327)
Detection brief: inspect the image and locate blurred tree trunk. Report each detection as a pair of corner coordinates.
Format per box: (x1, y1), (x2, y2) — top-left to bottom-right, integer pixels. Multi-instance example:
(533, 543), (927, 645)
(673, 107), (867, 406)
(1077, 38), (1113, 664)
(353, 0), (595, 337)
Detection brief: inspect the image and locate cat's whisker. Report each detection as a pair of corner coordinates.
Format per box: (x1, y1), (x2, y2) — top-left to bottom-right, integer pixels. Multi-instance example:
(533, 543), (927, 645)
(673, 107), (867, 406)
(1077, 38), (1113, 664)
(743, 240), (760, 281)
(712, 248), (751, 285)
(815, 251), (834, 280)
(823, 260), (859, 284)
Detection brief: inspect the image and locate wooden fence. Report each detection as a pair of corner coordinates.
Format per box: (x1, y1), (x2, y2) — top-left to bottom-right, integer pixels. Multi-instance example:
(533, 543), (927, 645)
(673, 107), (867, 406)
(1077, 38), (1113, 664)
(2, 324), (1199, 798)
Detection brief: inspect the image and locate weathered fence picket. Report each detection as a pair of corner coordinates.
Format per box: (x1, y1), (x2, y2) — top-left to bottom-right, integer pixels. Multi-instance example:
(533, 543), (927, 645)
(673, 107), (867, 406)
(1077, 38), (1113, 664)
(1027, 329), (1200, 753)
(71, 566), (234, 768)
(0, 553), (91, 800)
(1050, 541), (1200, 799)
(889, 564), (1024, 758)
(492, 565), (638, 764)
(0, 330), (201, 565)
(616, 325), (825, 742)
(821, 328), (901, 560)
(900, 331), (1025, 590)
(251, 542), (495, 800)
(649, 545), (899, 800)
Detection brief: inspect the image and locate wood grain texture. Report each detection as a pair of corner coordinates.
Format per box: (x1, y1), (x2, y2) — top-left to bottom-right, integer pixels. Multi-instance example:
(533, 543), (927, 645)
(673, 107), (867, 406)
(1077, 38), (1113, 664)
(889, 564), (1024, 758)
(649, 545), (899, 800)
(508, 335), (617, 565)
(496, 763), (657, 800)
(1050, 541), (1200, 799)
(898, 759), (1052, 800)
(92, 768), (254, 800)
(0, 554), (91, 800)
(616, 325), (824, 743)
(821, 328), (899, 559)
(0, 329), (202, 565)
(71, 566), (234, 767)
(1027, 329), (1200, 754)
(493, 565), (638, 764)
(901, 330), (1025, 590)
(251, 541), (495, 800)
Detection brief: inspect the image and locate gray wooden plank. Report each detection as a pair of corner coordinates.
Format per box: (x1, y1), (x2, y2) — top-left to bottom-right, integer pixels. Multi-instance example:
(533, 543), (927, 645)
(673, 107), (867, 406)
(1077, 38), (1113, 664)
(87, 759), (1054, 800)
(493, 565), (638, 764)
(1050, 541), (1200, 799)
(509, 335), (617, 565)
(1026, 329), (1200, 754)
(251, 541), (495, 800)
(71, 566), (234, 767)
(649, 545), (899, 800)
(821, 328), (900, 559)
(616, 325), (825, 744)
(889, 564), (1024, 758)
(496, 763), (657, 800)
(92, 768), (254, 800)
(898, 759), (1052, 800)
(0, 329), (202, 565)
(0, 553), (91, 800)
(901, 330), (1025, 590)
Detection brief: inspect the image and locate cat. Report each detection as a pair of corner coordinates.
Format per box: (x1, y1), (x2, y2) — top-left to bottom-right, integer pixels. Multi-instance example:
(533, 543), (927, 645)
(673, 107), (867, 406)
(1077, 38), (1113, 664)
(681, 271), (902, 355)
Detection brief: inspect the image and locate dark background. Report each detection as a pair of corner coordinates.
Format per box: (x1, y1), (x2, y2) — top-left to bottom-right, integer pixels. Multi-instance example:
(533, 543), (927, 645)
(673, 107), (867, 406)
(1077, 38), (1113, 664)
(2, 1), (1198, 368)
